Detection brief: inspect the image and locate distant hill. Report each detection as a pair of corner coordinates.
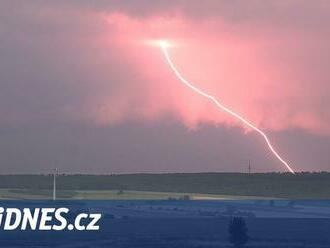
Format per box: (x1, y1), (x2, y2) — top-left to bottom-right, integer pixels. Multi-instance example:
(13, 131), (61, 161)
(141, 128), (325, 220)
(0, 172), (329, 199)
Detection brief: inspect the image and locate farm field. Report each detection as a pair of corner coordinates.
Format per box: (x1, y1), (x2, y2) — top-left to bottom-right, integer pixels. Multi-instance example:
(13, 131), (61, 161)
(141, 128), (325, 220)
(0, 172), (330, 199)
(0, 189), (272, 200)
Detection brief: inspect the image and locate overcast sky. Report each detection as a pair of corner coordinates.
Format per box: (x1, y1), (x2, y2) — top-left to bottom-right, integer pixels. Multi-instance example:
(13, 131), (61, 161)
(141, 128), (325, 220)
(0, 0), (329, 173)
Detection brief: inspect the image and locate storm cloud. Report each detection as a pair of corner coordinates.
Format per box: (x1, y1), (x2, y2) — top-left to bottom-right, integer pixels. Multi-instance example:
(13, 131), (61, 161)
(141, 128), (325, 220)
(0, 0), (329, 173)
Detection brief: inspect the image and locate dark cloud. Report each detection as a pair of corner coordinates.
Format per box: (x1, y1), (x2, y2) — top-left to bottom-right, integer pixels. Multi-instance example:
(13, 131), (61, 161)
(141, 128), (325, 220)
(0, 0), (329, 173)
(0, 120), (328, 174)
(43, 0), (330, 28)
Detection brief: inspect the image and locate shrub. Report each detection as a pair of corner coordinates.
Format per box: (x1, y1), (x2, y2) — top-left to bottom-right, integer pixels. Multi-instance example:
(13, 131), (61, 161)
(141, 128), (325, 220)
(228, 217), (249, 247)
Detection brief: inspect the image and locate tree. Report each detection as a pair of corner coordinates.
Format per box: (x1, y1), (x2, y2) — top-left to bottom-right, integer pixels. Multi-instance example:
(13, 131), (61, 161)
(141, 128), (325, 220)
(228, 217), (249, 247)
(116, 189), (124, 195)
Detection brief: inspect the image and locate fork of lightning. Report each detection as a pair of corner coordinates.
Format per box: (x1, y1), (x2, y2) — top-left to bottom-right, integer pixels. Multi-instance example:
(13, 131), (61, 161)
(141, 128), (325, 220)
(157, 40), (295, 174)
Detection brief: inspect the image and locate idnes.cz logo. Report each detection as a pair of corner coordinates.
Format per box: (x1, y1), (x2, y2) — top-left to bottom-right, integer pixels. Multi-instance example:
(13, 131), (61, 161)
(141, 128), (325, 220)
(0, 207), (101, 231)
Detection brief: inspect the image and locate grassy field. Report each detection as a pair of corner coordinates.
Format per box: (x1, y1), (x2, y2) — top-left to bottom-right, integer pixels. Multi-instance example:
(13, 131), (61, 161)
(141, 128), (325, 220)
(0, 172), (330, 199)
(0, 189), (273, 200)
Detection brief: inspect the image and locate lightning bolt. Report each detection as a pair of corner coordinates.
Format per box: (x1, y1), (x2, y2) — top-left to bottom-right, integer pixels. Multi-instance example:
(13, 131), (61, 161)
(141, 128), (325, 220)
(158, 41), (295, 174)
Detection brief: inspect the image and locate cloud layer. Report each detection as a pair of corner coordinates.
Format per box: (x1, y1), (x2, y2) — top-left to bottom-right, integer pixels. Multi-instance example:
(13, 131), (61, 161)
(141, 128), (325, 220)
(1, 1), (329, 134)
(0, 1), (330, 172)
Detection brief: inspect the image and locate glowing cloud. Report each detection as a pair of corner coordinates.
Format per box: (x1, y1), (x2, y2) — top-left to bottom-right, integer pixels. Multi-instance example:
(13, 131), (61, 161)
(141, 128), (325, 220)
(158, 40), (295, 174)
(143, 39), (175, 48)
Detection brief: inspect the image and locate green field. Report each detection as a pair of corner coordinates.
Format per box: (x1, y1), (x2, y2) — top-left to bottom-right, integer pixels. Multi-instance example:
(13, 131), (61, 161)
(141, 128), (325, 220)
(0, 188), (274, 200)
(0, 172), (329, 199)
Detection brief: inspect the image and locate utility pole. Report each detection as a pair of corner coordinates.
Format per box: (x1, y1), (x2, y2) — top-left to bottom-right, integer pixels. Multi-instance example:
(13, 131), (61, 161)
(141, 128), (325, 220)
(53, 168), (58, 201)
(248, 160), (251, 174)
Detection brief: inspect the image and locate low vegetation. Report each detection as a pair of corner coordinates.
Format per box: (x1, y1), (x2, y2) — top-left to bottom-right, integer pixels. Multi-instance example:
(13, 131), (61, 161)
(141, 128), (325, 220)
(0, 172), (329, 199)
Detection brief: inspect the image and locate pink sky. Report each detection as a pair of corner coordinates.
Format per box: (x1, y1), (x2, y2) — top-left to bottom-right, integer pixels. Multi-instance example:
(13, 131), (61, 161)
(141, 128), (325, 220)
(84, 10), (329, 135)
(0, 1), (330, 173)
